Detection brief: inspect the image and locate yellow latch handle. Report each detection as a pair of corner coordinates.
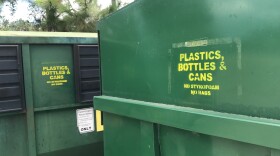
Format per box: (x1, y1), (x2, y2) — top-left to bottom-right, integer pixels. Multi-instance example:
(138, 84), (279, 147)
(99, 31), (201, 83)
(96, 110), (104, 132)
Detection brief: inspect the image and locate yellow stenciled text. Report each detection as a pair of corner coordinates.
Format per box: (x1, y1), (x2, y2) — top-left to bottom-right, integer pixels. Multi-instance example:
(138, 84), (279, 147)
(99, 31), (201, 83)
(42, 65), (71, 86)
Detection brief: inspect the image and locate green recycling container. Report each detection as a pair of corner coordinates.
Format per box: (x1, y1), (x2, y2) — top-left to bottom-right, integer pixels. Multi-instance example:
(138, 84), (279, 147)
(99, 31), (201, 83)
(0, 31), (103, 156)
(95, 0), (280, 156)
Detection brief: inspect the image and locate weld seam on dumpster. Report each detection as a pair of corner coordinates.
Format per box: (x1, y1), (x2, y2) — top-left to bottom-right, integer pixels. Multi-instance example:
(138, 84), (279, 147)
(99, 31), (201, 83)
(94, 96), (280, 150)
(140, 121), (161, 156)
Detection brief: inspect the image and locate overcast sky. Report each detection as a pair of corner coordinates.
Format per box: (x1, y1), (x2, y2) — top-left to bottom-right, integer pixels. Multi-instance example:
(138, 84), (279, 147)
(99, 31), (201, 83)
(0, 0), (134, 22)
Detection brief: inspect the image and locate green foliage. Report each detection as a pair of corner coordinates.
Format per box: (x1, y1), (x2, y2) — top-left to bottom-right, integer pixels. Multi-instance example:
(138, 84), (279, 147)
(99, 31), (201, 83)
(0, 0), (125, 32)
(0, 0), (17, 13)
(0, 0), (16, 4)
(97, 1), (122, 19)
(33, 0), (101, 32)
(0, 18), (39, 31)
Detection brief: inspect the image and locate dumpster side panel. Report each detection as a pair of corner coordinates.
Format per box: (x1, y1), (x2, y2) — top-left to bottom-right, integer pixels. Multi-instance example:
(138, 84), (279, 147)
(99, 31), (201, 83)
(98, 0), (280, 120)
(36, 110), (103, 156)
(159, 126), (271, 156)
(103, 113), (141, 156)
(30, 45), (75, 108)
(97, 0), (280, 154)
(0, 33), (102, 156)
(100, 110), (280, 156)
(0, 115), (28, 156)
(29, 44), (103, 156)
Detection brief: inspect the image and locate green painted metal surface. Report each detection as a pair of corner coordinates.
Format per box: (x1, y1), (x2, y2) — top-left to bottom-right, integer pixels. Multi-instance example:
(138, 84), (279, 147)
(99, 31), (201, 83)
(0, 114), (28, 156)
(35, 110), (102, 156)
(159, 126), (272, 156)
(95, 96), (280, 150)
(96, 0), (280, 155)
(0, 32), (103, 156)
(98, 0), (280, 119)
(31, 45), (75, 108)
(102, 112), (277, 156)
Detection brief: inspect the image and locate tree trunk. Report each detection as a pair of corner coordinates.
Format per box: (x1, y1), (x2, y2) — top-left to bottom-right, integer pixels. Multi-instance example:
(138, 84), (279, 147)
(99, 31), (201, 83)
(111, 0), (117, 11)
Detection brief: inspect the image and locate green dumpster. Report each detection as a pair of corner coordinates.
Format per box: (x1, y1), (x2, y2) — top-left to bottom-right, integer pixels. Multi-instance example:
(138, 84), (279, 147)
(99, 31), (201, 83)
(95, 0), (280, 156)
(0, 31), (103, 156)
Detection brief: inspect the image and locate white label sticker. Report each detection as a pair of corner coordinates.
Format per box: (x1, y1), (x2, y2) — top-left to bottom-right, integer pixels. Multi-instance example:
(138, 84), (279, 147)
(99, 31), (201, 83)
(76, 108), (95, 134)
